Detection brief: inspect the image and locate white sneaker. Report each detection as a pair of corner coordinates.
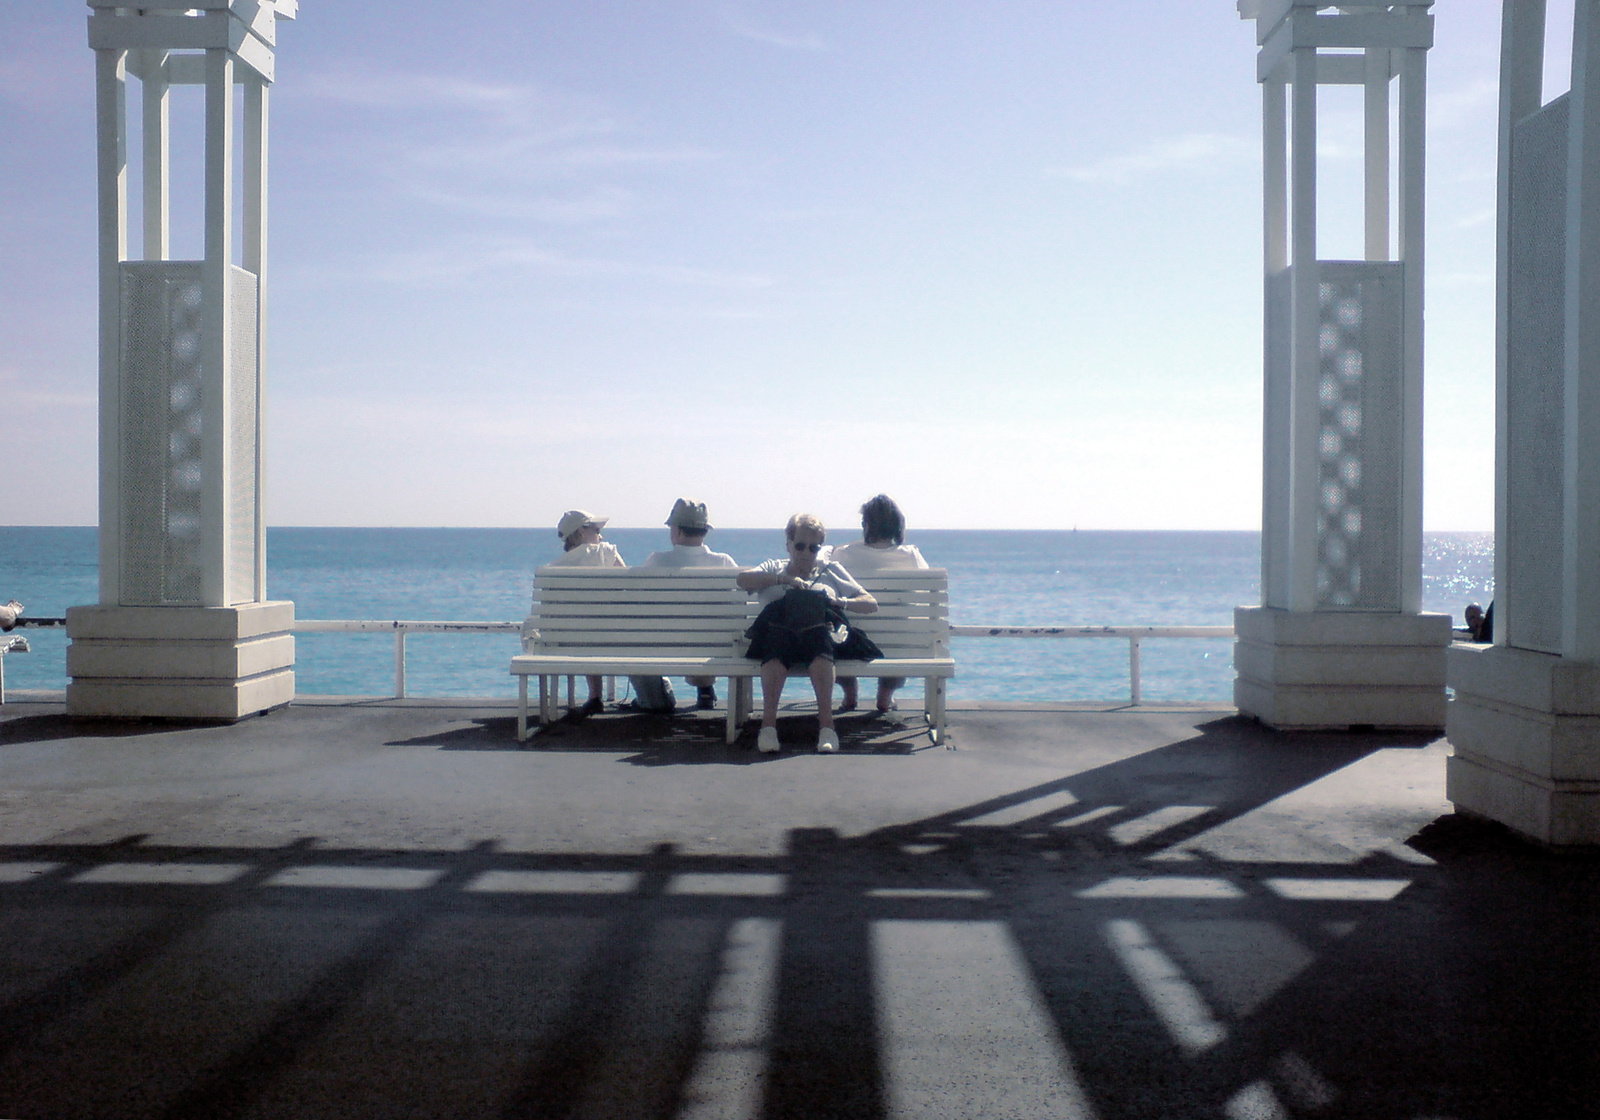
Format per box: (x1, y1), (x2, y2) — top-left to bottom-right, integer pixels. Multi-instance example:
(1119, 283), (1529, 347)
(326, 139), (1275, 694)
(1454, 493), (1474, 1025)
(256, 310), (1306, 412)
(757, 726), (780, 753)
(817, 728), (840, 753)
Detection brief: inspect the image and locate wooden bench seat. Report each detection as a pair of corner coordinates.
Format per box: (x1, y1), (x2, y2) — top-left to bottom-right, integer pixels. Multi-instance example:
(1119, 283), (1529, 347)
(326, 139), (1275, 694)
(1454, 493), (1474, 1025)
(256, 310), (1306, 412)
(510, 567), (954, 745)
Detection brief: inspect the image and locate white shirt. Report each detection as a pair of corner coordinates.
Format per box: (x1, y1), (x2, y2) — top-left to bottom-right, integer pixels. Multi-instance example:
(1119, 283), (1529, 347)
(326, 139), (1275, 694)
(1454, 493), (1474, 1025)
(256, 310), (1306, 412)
(828, 541), (929, 571)
(544, 541), (626, 568)
(643, 543), (738, 568)
(751, 557), (867, 606)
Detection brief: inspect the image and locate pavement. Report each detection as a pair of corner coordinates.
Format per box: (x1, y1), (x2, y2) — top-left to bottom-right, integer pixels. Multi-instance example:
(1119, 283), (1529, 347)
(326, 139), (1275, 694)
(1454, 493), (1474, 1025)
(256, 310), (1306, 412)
(0, 697), (1594, 1119)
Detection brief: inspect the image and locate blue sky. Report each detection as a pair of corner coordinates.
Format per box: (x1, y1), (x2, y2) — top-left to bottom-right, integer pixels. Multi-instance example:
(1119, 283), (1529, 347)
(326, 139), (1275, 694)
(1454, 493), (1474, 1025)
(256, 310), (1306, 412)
(1, 2), (1512, 530)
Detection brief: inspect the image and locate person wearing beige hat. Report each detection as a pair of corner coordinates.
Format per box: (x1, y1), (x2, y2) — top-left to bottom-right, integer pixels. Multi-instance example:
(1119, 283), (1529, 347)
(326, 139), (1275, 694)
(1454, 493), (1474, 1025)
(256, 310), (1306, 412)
(638, 499), (737, 711)
(546, 510), (626, 714)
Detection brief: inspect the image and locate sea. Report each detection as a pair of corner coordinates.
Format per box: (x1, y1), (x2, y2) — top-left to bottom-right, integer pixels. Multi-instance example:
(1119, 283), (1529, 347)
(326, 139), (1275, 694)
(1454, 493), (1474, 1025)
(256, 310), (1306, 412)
(0, 528), (1495, 704)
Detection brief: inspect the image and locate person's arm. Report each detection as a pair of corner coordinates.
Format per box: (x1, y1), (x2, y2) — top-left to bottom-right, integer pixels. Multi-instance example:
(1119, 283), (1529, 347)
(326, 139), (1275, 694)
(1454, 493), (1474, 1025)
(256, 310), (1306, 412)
(737, 562), (797, 593)
(824, 563), (877, 613)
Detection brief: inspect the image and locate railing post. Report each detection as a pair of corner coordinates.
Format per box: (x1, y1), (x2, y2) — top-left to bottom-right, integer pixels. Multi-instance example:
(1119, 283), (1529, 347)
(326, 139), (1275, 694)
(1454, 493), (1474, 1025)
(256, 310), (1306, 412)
(1129, 636), (1142, 706)
(394, 628), (406, 699)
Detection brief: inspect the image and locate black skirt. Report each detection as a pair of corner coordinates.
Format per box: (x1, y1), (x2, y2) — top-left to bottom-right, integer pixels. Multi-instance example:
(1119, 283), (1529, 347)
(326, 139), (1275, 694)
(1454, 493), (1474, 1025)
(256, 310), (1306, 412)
(744, 589), (884, 669)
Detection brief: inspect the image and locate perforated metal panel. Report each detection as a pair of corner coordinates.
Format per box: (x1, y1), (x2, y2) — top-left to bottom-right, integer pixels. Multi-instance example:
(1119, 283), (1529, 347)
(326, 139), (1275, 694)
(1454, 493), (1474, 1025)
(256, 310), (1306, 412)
(117, 262), (261, 608)
(1313, 261), (1404, 611)
(1505, 96), (1568, 655)
(119, 262), (206, 605)
(227, 267), (260, 606)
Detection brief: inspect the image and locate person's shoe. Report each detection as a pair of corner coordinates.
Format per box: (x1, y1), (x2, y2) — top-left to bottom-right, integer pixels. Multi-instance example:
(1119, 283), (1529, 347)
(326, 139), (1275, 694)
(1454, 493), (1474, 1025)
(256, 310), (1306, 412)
(697, 685), (717, 710)
(580, 696), (604, 716)
(817, 728), (840, 753)
(757, 726), (781, 753)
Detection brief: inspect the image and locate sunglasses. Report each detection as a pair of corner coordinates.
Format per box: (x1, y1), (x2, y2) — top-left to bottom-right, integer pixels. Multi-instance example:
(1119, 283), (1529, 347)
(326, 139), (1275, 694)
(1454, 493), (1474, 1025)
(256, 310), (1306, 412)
(790, 541), (823, 553)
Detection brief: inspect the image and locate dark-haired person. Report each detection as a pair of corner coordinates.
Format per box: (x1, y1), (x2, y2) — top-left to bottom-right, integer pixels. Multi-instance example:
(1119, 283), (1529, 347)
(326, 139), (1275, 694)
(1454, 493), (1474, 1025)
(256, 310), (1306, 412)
(543, 509), (625, 715)
(827, 494), (928, 712)
(737, 513), (878, 754)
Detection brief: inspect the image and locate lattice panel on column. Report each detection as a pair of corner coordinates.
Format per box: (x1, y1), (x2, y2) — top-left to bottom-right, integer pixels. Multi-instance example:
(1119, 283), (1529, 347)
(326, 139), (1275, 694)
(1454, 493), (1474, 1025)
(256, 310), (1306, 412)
(1505, 96), (1568, 655)
(227, 266), (260, 606)
(1313, 262), (1403, 611)
(119, 262), (206, 606)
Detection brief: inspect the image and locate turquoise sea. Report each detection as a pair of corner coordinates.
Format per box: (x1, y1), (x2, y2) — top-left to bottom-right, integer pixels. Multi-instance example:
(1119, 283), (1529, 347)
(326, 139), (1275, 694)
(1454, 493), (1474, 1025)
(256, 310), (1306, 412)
(0, 528), (1494, 703)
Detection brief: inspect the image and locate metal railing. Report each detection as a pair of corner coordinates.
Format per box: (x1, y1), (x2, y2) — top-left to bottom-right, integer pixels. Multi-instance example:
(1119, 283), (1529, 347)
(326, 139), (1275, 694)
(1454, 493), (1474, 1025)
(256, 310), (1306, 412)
(0, 618), (1237, 706)
(293, 619), (522, 699)
(294, 620), (1234, 705)
(949, 625), (1235, 705)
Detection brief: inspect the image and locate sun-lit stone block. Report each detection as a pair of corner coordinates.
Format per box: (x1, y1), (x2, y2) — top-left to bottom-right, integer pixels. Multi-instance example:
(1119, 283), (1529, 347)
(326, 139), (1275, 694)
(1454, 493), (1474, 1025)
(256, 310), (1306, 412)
(1448, 644), (1600, 846)
(66, 602), (294, 721)
(1234, 607), (1449, 730)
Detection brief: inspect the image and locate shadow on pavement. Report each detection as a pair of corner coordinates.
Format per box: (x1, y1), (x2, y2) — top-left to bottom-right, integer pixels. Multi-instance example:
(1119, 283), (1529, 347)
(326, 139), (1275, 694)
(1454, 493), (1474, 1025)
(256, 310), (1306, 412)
(0, 718), (1593, 1118)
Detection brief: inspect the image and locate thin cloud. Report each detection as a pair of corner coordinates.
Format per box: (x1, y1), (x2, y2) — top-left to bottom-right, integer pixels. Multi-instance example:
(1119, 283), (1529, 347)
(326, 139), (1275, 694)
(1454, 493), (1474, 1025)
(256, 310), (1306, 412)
(296, 65), (717, 222)
(726, 12), (829, 51)
(1049, 133), (1255, 184)
(319, 239), (775, 291)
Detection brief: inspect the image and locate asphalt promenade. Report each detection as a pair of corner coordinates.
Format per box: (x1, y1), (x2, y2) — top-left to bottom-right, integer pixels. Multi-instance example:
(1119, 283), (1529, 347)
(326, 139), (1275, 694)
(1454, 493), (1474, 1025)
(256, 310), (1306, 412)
(0, 697), (1594, 1119)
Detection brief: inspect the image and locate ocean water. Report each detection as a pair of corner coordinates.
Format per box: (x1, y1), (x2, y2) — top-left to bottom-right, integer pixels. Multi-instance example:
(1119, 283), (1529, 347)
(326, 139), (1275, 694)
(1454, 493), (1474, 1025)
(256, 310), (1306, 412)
(0, 527), (1495, 703)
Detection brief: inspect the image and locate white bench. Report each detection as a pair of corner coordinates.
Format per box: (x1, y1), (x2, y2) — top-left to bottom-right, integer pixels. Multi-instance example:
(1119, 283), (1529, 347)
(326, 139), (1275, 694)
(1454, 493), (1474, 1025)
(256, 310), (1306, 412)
(510, 567), (953, 745)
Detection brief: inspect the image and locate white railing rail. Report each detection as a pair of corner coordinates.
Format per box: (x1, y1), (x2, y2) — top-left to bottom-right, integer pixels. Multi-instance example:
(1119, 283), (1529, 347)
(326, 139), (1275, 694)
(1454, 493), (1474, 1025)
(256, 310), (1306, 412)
(949, 625), (1235, 705)
(1, 618), (1237, 706)
(293, 619), (521, 699)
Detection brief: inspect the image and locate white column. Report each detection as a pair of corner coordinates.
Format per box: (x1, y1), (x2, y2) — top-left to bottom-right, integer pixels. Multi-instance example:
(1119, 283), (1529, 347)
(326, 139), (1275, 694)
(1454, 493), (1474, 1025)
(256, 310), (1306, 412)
(95, 48), (127, 606)
(1564, 0), (1600, 660)
(1495, 0), (1548, 645)
(244, 75), (268, 601)
(1398, 46), (1428, 615)
(202, 48), (235, 609)
(1289, 49), (1319, 612)
(1364, 48), (1390, 262)
(140, 51), (169, 262)
(1264, 77), (1288, 274)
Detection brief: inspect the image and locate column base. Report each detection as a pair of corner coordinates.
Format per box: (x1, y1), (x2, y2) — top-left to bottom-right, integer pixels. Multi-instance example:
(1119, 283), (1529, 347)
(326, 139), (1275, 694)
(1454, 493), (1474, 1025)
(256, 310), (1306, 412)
(1446, 643), (1600, 847)
(1233, 606), (1451, 731)
(66, 602), (295, 721)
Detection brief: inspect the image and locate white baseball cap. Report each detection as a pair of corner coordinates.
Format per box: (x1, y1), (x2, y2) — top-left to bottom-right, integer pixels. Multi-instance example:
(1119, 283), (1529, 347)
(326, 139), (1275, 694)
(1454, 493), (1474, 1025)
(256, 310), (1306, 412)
(557, 509), (608, 539)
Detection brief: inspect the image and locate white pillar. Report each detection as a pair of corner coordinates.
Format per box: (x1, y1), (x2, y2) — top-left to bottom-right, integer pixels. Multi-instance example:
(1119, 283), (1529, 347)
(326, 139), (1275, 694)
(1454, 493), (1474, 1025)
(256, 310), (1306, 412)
(69, 2), (298, 722)
(1447, 0), (1600, 846)
(1234, 0), (1449, 731)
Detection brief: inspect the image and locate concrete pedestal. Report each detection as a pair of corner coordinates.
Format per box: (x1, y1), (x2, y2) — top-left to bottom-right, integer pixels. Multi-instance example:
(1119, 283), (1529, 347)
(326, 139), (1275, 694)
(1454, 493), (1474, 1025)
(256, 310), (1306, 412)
(1234, 606), (1451, 730)
(1446, 643), (1600, 847)
(66, 601), (295, 721)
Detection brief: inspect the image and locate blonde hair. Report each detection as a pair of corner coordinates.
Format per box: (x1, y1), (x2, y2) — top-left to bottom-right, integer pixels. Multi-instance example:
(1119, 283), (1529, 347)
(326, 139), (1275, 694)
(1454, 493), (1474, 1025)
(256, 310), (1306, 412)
(785, 513), (826, 542)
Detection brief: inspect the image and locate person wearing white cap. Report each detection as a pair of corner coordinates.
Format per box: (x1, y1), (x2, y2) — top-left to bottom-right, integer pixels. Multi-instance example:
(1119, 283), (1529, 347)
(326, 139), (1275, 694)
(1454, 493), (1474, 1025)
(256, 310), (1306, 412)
(546, 510), (625, 714)
(0, 599), (22, 632)
(638, 499), (737, 711)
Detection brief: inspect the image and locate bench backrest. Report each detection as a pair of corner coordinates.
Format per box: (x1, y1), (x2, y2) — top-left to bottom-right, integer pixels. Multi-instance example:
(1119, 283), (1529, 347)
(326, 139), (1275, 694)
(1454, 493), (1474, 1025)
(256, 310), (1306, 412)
(528, 567), (950, 660)
(844, 570), (950, 659)
(530, 567), (749, 659)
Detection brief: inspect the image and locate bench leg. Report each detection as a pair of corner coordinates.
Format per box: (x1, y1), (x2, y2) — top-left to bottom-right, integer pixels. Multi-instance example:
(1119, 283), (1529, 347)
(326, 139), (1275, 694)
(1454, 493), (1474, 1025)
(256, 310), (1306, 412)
(539, 675), (552, 724)
(931, 677), (950, 748)
(518, 676), (529, 741)
(725, 677), (739, 744)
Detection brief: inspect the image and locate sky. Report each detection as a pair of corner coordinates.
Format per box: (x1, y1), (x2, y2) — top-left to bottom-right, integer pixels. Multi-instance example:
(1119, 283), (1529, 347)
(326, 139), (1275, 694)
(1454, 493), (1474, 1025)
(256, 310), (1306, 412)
(0, 2), (1523, 530)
